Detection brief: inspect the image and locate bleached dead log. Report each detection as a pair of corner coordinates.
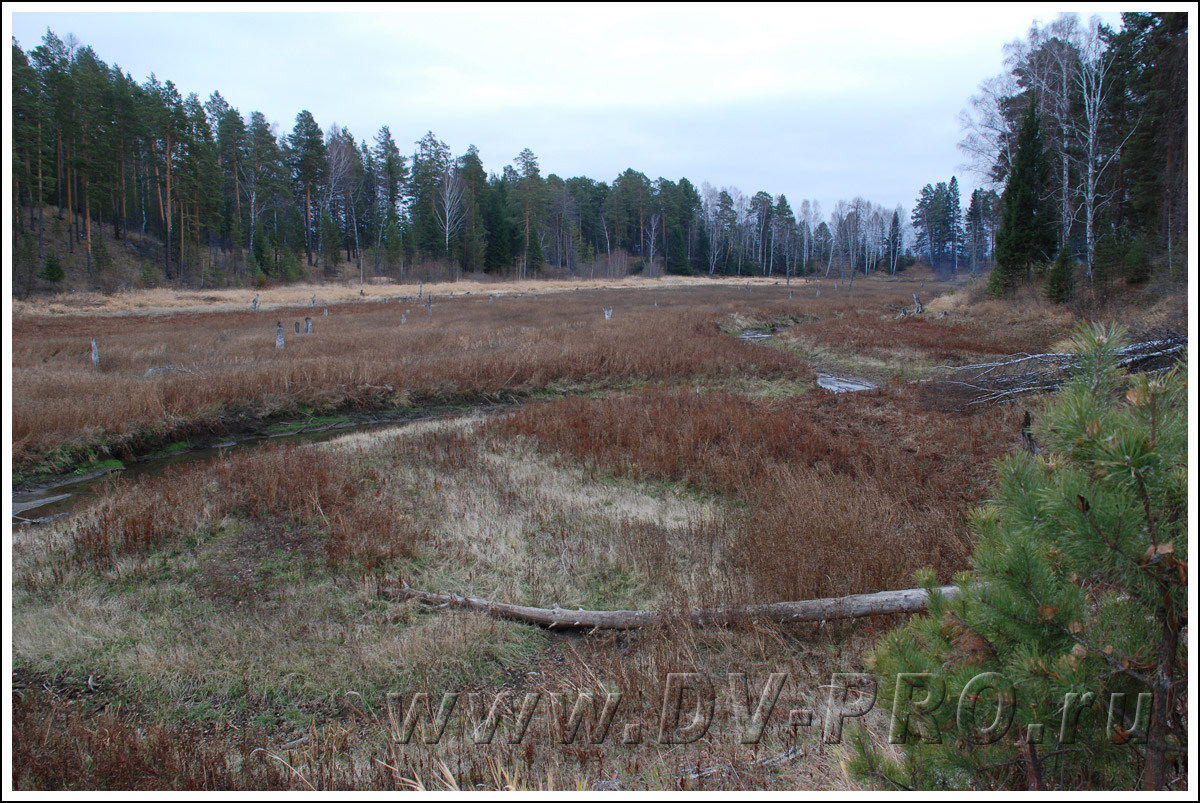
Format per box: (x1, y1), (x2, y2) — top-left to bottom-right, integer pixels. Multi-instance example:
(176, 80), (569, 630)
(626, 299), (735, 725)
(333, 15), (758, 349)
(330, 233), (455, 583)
(383, 584), (960, 631)
(90, 338), (99, 367)
(912, 293), (924, 314)
(275, 322), (285, 350)
(304, 317), (313, 334)
(603, 306), (613, 320)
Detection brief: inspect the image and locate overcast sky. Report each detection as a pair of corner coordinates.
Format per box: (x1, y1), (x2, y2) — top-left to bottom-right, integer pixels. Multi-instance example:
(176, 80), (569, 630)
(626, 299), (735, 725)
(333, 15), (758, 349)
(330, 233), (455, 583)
(8, 4), (1135, 217)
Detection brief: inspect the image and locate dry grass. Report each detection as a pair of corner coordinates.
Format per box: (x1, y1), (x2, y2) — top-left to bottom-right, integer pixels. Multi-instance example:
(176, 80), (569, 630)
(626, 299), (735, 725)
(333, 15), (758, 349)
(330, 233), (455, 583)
(11, 274), (804, 318)
(13, 402), (964, 791)
(13, 269), (1116, 790)
(493, 384), (1012, 601)
(13, 282), (842, 474)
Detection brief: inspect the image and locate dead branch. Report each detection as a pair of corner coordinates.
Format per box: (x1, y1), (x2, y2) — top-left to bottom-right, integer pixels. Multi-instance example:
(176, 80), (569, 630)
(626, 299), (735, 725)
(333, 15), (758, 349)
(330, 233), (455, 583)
(935, 330), (1185, 405)
(381, 584), (961, 631)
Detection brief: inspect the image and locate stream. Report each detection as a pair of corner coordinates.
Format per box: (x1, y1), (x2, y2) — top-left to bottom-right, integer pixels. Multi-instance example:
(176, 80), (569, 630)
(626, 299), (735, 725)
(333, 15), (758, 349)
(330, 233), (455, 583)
(15, 334), (876, 524)
(10, 411), (456, 526)
(735, 328), (877, 395)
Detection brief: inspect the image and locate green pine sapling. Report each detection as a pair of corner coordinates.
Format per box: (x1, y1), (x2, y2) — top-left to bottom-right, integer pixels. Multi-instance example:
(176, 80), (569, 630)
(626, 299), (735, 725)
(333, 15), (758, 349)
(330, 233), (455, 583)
(850, 323), (1187, 790)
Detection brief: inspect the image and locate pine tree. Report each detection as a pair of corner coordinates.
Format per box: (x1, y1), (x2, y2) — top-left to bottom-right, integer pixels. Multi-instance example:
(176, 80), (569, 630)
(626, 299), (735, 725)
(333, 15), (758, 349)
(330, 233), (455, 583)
(946, 176), (963, 274)
(991, 96), (1057, 295)
(286, 110), (326, 267)
(850, 324), (1186, 790)
(514, 148), (545, 278)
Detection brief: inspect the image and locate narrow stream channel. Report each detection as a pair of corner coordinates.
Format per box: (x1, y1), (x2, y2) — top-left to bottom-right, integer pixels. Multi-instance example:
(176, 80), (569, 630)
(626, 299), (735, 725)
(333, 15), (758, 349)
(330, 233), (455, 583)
(11, 411), (463, 526)
(735, 327), (877, 395)
(13, 357), (875, 525)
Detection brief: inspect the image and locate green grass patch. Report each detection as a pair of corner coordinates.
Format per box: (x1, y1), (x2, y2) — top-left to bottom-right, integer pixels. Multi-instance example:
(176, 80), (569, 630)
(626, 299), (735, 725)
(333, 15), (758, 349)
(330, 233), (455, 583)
(265, 414), (349, 436)
(68, 458), (125, 477)
(143, 441), (192, 460)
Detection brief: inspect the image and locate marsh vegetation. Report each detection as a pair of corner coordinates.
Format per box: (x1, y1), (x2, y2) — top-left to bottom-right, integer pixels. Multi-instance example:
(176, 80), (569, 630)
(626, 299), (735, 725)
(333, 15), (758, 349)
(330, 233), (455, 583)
(10, 271), (1185, 789)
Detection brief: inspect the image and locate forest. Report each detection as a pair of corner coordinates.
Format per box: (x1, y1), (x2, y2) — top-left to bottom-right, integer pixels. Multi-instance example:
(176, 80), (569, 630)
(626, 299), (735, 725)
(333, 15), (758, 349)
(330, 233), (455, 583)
(10, 12), (1186, 296)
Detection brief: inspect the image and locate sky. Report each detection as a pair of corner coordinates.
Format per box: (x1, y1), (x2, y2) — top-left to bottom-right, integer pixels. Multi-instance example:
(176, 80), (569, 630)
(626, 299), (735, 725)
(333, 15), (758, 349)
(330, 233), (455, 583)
(5, 3), (1144, 218)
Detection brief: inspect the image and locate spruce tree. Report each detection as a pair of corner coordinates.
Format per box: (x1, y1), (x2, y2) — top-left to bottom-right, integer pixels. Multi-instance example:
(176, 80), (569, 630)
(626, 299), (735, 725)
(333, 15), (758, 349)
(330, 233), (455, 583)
(1045, 245), (1075, 302)
(991, 97), (1056, 296)
(850, 324), (1187, 790)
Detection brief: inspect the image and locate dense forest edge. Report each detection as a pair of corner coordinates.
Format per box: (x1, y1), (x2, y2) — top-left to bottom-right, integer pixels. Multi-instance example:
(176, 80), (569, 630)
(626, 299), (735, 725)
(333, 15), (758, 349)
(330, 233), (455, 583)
(9, 12), (1187, 300)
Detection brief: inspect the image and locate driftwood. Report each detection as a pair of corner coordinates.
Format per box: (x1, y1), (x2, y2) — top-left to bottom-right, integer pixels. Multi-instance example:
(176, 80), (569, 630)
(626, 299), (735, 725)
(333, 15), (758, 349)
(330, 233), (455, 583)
(383, 584), (960, 631)
(939, 330), (1186, 405)
(894, 294), (925, 319)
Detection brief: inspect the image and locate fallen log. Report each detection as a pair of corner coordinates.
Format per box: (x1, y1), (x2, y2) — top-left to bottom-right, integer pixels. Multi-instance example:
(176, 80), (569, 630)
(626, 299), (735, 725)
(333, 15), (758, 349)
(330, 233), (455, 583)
(381, 584), (960, 631)
(937, 330), (1185, 405)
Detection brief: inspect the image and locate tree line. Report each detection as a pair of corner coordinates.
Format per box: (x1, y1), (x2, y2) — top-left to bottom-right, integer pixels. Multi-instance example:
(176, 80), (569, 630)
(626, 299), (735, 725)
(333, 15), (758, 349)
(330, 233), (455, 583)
(11, 13), (1185, 295)
(11, 28), (921, 293)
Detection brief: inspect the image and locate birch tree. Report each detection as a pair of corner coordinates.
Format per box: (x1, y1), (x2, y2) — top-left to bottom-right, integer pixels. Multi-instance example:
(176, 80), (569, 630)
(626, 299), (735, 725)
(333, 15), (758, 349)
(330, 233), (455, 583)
(1071, 17), (1133, 281)
(433, 163), (467, 258)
